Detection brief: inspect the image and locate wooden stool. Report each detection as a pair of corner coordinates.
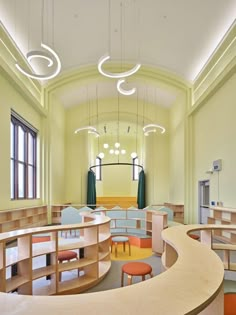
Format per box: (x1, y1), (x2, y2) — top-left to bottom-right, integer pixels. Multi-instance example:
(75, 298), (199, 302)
(121, 261), (153, 286)
(111, 236), (131, 257)
(224, 293), (236, 315)
(58, 250), (79, 281)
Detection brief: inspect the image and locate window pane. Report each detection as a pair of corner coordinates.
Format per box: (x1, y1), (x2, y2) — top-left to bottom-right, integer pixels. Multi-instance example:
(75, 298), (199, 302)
(133, 157), (139, 180)
(28, 166), (33, 198)
(11, 113), (37, 200)
(28, 133), (34, 164)
(96, 157), (101, 180)
(11, 122), (14, 158)
(18, 126), (25, 162)
(10, 160), (14, 199)
(18, 163), (25, 198)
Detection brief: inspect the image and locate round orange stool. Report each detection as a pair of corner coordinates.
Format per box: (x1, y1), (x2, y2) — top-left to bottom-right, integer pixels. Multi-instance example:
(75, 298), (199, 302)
(224, 293), (236, 315)
(58, 250), (78, 262)
(58, 250), (79, 281)
(121, 262), (153, 286)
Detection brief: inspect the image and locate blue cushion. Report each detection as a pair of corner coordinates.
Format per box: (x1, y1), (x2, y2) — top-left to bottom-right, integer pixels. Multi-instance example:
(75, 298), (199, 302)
(112, 236), (129, 242)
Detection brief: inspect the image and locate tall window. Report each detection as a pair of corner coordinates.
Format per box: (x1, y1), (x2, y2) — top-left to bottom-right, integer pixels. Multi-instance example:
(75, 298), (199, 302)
(133, 156), (139, 180)
(95, 156), (102, 181)
(11, 113), (37, 199)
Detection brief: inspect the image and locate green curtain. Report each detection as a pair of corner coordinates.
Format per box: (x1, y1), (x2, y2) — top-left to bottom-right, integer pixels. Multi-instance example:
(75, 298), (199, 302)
(137, 170), (145, 209)
(87, 170), (96, 209)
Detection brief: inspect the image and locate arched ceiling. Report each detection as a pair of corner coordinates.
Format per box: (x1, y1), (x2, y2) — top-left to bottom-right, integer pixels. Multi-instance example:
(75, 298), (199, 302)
(0, 0), (235, 109)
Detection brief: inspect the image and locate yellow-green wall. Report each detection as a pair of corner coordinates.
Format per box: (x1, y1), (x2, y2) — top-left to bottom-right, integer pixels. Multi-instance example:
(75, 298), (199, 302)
(169, 94), (186, 204)
(0, 71), (43, 209)
(192, 73), (236, 222)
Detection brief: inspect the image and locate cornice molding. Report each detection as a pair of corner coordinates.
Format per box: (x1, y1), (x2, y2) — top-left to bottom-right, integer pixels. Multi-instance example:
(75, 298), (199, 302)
(0, 23), (44, 113)
(193, 22), (236, 106)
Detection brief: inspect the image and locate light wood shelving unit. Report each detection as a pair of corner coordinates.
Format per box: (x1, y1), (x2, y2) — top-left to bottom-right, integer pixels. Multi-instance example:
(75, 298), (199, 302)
(0, 206), (48, 233)
(0, 224), (227, 315)
(164, 202), (184, 223)
(207, 206), (236, 244)
(0, 213), (111, 296)
(145, 210), (168, 254)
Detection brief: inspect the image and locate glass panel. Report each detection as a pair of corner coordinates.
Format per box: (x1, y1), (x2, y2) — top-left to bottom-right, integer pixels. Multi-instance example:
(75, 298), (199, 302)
(10, 122), (14, 158)
(18, 126), (25, 162)
(28, 133), (34, 164)
(18, 163), (25, 198)
(133, 157), (139, 180)
(10, 160), (14, 199)
(96, 157), (101, 180)
(28, 166), (33, 198)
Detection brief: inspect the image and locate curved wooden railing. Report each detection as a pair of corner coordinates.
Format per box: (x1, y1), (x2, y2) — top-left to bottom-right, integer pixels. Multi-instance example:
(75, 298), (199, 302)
(1, 224), (233, 314)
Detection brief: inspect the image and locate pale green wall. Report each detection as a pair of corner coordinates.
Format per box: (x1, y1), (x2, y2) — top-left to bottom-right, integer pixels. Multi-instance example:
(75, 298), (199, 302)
(65, 105), (90, 203)
(192, 73), (236, 222)
(0, 72), (43, 210)
(169, 94), (185, 204)
(49, 95), (66, 204)
(143, 104), (170, 205)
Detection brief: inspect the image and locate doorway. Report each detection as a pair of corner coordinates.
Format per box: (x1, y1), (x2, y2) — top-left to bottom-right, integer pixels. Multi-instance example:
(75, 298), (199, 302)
(198, 180), (210, 224)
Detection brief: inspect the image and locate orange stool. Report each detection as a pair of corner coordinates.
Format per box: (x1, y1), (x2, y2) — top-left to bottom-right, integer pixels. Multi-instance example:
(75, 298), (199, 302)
(121, 261), (153, 286)
(224, 293), (236, 315)
(58, 250), (79, 281)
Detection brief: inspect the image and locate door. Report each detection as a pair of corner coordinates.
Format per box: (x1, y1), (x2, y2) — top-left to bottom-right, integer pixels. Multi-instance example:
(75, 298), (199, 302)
(198, 180), (210, 224)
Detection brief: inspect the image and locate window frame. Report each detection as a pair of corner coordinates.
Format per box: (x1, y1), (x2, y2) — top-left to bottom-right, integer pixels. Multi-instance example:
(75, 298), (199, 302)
(95, 156), (102, 181)
(132, 156), (139, 181)
(11, 113), (37, 200)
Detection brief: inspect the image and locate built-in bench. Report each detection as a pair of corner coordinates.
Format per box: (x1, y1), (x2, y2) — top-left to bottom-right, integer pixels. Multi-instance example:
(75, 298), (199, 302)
(96, 196), (137, 209)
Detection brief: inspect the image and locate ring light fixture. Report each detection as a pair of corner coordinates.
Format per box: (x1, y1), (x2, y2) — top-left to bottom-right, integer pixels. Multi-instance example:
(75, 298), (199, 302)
(75, 126), (98, 134)
(98, 54), (141, 79)
(117, 79), (136, 96)
(143, 124), (166, 135)
(15, 43), (61, 80)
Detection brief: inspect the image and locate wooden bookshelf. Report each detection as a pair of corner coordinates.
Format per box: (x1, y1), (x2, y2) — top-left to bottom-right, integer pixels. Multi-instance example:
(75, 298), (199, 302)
(0, 213), (111, 296)
(207, 206), (236, 244)
(0, 206), (48, 233)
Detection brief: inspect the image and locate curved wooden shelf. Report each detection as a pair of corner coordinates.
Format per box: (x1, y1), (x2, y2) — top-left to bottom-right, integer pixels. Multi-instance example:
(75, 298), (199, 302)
(0, 213), (111, 296)
(0, 224), (231, 314)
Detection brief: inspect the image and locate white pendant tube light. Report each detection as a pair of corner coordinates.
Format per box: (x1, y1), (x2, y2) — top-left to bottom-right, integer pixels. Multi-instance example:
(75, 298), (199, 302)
(98, 0), (140, 94)
(143, 124), (166, 135)
(117, 79), (136, 96)
(98, 54), (141, 79)
(88, 130), (100, 137)
(103, 143), (109, 149)
(75, 126), (97, 134)
(15, 43), (61, 80)
(15, 0), (61, 80)
(75, 87), (100, 137)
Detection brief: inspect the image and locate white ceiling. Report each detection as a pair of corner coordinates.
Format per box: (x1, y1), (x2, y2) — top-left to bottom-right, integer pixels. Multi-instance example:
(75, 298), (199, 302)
(0, 0), (236, 109)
